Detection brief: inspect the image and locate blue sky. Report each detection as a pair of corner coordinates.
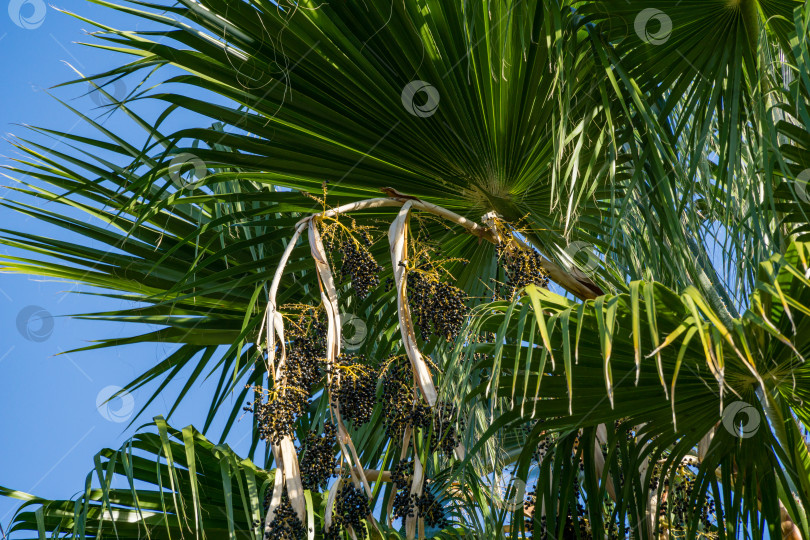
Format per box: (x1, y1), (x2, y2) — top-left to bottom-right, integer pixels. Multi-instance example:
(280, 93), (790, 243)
(0, 1), (255, 529)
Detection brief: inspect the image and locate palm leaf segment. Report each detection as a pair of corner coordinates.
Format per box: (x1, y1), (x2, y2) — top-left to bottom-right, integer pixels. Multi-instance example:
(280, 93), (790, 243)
(460, 240), (810, 538)
(2, 417), (272, 540)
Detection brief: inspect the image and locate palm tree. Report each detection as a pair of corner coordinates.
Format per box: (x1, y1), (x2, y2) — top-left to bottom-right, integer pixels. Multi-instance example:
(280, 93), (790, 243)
(2, 0), (810, 538)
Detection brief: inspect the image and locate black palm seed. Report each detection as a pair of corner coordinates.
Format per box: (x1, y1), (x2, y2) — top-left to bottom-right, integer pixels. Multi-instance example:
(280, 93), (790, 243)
(263, 488), (305, 540)
(416, 487), (448, 529)
(406, 270), (467, 341)
(329, 354), (377, 426)
(330, 484), (370, 538)
(496, 242), (549, 299)
(339, 240), (382, 300)
(298, 421), (337, 492)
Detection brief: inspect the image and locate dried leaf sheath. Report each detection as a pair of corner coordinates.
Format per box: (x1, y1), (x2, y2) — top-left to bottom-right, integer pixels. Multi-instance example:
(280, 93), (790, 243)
(280, 436), (307, 520)
(264, 445), (286, 532)
(257, 221), (309, 377)
(308, 218), (381, 537)
(389, 201), (438, 407)
(308, 221), (341, 355)
(255, 221), (310, 523)
(406, 452), (425, 540)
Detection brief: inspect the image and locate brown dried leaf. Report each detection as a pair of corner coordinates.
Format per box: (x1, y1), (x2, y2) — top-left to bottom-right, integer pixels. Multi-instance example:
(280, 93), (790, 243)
(406, 453), (425, 540)
(388, 201), (438, 406)
(264, 445), (285, 534)
(280, 436), (306, 521)
(258, 221), (308, 379)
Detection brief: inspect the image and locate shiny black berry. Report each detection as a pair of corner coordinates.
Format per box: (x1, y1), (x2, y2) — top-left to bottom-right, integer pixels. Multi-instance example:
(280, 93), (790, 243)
(339, 240), (382, 300)
(298, 421), (337, 492)
(406, 270), (467, 341)
(329, 354), (377, 426)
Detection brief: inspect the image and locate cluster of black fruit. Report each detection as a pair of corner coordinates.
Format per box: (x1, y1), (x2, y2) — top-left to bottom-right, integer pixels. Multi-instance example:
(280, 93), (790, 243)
(329, 354), (377, 426)
(392, 488), (415, 521)
(263, 488), (306, 540)
(569, 479), (591, 539)
(338, 238), (382, 300)
(532, 433), (554, 463)
(524, 486), (539, 535)
(657, 464), (716, 532)
(380, 361), (431, 439)
(379, 362), (461, 456)
(284, 342), (322, 394)
(325, 484), (370, 539)
(248, 309), (327, 445)
(298, 421), (337, 492)
(249, 387), (307, 445)
(648, 462), (662, 491)
(700, 496), (716, 530)
(249, 368), (313, 445)
(532, 437), (551, 463)
(285, 310), (326, 391)
(495, 242), (549, 299)
(524, 486), (591, 539)
(406, 269), (467, 341)
(391, 459), (413, 486)
(391, 460), (415, 520)
(430, 402), (463, 459)
(391, 472), (447, 529)
(415, 489), (449, 529)
(287, 307), (327, 352)
(601, 500), (633, 539)
(525, 439), (594, 539)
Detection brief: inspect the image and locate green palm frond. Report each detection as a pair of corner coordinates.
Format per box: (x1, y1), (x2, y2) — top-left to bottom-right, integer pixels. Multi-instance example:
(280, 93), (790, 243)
(2, 417), (273, 540)
(53, 0), (633, 293)
(455, 240), (810, 536)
